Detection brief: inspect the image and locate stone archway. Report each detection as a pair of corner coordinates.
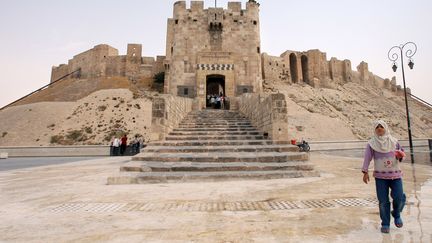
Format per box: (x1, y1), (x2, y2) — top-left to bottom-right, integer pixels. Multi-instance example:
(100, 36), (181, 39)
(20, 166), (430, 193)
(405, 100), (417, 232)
(301, 55), (309, 85)
(289, 53), (298, 83)
(206, 74), (225, 108)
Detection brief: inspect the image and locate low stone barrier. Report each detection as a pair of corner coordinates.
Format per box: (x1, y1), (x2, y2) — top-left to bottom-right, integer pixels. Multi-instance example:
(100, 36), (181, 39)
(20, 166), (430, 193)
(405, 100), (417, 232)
(309, 139), (430, 151)
(0, 146), (109, 157)
(236, 93), (288, 141)
(150, 95), (194, 141)
(0, 139), (429, 158)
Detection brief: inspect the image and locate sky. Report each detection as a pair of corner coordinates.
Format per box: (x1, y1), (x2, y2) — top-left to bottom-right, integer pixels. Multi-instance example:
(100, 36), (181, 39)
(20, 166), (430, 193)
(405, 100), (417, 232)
(0, 0), (431, 108)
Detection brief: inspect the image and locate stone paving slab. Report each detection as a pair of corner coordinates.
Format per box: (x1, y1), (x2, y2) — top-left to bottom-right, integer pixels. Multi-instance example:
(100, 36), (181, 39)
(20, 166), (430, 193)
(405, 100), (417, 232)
(1, 154), (431, 242)
(48, 197), (380, 213)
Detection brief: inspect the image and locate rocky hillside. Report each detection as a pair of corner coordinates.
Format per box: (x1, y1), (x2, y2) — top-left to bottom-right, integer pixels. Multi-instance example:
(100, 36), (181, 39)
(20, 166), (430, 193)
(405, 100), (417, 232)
(0, 78), (431, 146)
(0, 89), (154, 146)
(264, 81), (432, 141)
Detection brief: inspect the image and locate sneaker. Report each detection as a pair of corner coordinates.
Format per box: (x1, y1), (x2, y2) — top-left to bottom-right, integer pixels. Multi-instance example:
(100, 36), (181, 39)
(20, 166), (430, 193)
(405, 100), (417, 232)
(381, 226), (390, 234)
(391, 210), (403, 228)
(394, 217), (403, 228)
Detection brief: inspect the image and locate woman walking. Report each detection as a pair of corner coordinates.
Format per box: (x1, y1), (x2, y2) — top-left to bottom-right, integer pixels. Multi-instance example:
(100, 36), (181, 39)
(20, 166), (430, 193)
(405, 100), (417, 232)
(362, 120), (406, 233)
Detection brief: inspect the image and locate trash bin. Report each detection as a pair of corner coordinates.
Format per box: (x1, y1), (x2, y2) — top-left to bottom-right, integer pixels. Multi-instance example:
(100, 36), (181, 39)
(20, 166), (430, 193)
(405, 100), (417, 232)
(0, 152), (8, 159)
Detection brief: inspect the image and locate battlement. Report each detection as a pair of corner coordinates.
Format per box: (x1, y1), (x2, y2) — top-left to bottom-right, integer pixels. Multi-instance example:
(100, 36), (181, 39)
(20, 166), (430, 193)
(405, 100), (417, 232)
(263, 49), (407, 97)
(172, 1), (259, 15)
(228, 2), (242, 12)
(191, 1), (204, 11)
(51, 44), (165, 82)
(73, 44), (118, 60)
(127, 44), (142, 58)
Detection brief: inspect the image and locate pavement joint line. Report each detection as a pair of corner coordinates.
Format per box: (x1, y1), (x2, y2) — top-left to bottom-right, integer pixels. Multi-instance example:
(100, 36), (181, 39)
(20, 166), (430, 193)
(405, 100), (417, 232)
(48, 197), (379, 213)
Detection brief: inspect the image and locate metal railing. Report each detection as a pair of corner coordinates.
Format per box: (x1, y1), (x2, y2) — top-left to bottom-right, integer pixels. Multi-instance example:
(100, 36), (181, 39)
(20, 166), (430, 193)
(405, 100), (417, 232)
(409, 93), (432, 109)
(0, 68), (81, 111)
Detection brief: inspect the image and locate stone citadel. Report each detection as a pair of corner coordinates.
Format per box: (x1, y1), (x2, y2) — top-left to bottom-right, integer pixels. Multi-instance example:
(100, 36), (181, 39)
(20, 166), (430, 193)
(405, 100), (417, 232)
(51, 0), (407, 110)
(2, 0), (431, 185)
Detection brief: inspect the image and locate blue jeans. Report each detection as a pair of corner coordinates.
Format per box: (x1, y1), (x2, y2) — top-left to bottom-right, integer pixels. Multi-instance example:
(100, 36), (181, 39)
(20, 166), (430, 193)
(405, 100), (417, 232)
(375, 178), (406, 227)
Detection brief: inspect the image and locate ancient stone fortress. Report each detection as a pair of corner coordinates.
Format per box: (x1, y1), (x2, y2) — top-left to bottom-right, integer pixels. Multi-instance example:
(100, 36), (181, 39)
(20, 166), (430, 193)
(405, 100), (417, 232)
(51, 44), (165, 83)
(51, 0), (406, 108)
(43, 1), (417, 183)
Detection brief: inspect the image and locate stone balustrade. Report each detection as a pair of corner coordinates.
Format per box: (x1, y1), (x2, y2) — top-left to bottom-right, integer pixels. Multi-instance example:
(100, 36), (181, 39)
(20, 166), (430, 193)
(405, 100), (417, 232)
(150, 95), (193, 141)
(236, 93), (288, 141)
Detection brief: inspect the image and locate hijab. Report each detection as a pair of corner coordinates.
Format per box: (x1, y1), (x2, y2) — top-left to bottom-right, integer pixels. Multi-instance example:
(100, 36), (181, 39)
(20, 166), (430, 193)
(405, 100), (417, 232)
(368, 120), (398, 153)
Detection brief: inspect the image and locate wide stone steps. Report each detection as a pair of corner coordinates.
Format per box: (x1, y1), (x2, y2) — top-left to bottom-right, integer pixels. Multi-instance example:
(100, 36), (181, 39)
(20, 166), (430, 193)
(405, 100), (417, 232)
(165, 135), (265, 140)
(132, 152), (308, 163)
(177, 125), (255, 129)
(179, 123), (252, 126)
(108, 170), (320, 184)
(148, 140), (292, 147)
(107, 109), (317, 185)
(120, 161), (313, 172)
(173, 128), (259, 132)
(143, 144), (299, 153)
(169, 131), (261, 136)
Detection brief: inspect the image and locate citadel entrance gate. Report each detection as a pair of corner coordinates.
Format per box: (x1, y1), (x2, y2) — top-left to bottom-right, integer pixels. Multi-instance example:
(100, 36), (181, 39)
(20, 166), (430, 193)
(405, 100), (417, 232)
(206, 75), (225, 108)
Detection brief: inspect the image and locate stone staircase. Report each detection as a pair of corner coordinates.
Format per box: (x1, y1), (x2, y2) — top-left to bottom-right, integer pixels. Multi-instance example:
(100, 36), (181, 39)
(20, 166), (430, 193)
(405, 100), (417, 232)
(107, 109), (318, 184)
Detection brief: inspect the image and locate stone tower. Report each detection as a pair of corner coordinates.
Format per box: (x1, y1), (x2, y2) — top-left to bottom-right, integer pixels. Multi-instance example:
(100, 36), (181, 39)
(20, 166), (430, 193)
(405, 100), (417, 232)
(164, 0), (262, 108)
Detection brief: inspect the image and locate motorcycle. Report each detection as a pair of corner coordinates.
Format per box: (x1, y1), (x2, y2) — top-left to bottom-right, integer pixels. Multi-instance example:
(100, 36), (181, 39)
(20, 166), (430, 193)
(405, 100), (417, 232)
(296, 139), (310, 152)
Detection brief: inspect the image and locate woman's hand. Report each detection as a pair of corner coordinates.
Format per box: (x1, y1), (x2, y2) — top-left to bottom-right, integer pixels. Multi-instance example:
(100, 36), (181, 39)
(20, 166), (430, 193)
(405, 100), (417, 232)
(395, 150), (405, 162)
(363, 172), (370, 184)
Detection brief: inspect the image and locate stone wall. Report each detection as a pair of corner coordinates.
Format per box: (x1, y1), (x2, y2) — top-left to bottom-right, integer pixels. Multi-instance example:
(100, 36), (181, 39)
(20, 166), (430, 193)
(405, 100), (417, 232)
(150, 95), (193, 141)
(236, 93), (288, 141)
(164, 1), (262, 102)
(0, 145), (110, 157)
(262, 49), (407, 97)
(261, 54), (290, 83)
(51, 44), (165, 83)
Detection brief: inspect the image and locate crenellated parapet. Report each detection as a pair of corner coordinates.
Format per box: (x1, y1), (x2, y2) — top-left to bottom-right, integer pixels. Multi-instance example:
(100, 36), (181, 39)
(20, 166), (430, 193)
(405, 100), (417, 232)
(262, 49), (409, 96)
(51, 44), (166, 83)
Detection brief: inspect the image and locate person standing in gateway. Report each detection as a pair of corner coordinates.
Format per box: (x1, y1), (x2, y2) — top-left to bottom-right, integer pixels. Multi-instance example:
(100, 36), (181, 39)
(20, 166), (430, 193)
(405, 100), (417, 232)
(112, 137), (121, 156)
(120, 134), (128, 156)
(362, 120), (406, 234)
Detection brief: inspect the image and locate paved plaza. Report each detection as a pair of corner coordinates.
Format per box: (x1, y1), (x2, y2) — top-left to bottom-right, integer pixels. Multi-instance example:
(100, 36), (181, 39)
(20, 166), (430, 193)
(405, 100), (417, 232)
(0, 152), (431, 242)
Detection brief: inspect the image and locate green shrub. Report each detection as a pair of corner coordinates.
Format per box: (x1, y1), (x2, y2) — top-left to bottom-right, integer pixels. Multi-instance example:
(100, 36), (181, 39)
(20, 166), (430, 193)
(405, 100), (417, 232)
(84, 127), (93, 134)
(104, 130), (126, 142)
(66, 130), (87, 142)
(97, 105), (107, 111)
(153, 72), (165, 84)
(50, 135), (63, 144)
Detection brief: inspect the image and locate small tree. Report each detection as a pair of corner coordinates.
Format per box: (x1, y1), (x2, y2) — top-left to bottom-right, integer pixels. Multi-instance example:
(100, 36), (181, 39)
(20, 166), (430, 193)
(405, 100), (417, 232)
(152, 72), (165, 93)
(153, 72), (165, 84)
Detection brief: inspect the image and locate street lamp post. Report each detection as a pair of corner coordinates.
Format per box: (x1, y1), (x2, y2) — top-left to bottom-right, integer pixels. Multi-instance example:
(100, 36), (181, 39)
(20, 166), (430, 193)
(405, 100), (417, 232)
(388, 42), (417, 164)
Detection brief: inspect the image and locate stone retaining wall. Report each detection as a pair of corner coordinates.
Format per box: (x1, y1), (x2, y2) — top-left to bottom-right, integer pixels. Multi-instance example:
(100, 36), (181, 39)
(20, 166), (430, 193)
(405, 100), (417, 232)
(151, 95), (193, 141)
(237, 93), (288, 141)
(309, 139), (431, 151)
(0, 146), (110, 157)
(0, 139), (430, 157)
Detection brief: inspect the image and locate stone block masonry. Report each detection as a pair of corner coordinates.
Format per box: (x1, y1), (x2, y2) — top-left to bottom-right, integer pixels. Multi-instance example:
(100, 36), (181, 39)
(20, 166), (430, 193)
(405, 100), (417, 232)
(262, 49), (407, 97)
(237, 93), (288, 141)
(151, 95), (194, 141)
(51, 44), (165, 82)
